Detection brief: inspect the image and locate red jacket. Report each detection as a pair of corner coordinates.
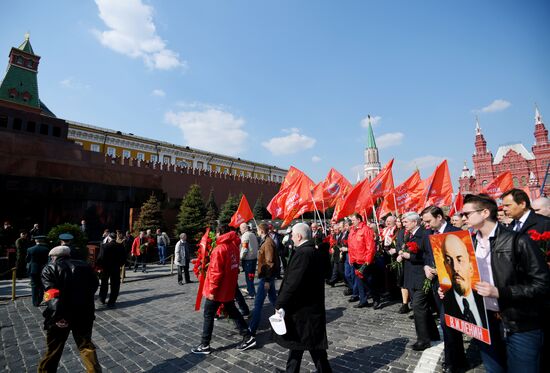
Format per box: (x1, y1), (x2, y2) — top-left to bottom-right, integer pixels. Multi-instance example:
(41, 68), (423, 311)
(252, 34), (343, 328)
(131, 236), (142, 256)
(348, 221), (376, 265)
(203, 231), (241, 302)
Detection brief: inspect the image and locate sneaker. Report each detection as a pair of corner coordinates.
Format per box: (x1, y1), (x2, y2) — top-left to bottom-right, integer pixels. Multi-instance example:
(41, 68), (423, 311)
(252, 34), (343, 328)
(237, 336), (256, 351)
(191, 344), (212, 355)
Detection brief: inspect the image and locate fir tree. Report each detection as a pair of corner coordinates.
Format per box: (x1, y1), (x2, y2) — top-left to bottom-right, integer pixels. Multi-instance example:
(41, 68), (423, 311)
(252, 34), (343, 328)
(218, 193), (240, 225)
(253, 193), (269, 220)
(133, 194), (162, 234)
(204, 188), (219, 229)
(175, 184), (206, 243)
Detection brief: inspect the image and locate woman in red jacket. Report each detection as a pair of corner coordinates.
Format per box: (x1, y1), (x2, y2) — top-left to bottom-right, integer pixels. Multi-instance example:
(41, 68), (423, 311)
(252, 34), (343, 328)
(192, 225), (255, 355)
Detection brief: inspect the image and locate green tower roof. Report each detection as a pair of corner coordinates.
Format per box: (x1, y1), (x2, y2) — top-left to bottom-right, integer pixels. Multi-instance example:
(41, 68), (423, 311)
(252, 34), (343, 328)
(18, 33), (34, 55)
(0, 34), (41, 109)
(366, 115), (377, 149)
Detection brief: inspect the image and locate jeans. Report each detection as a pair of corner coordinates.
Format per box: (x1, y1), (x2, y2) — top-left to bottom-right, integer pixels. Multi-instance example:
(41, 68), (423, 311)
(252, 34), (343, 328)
(242, 259), (257, 297)
(249, 277), (277, 335)
(479, 312), (544, 373)
(234, 285), (250, 315)
(158, 244), (166, 264)
(344, 258), (357, 294)
(201, 298), (250, 346)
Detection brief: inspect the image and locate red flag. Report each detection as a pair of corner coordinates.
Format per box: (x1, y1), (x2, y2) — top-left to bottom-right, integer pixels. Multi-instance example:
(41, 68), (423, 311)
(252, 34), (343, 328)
(480, 172), (514, 199)
(382, 170), (424, 214)
(308, 168), (352, 211)
(267, 166), (308, 219)
(333, 178), (374, 221)
(280, 172), (315, 227)
(423, 160), (453, 207)
(449, 191), (464, 217)
(370, 159), (395, 199)
(229, 195), (254, 228)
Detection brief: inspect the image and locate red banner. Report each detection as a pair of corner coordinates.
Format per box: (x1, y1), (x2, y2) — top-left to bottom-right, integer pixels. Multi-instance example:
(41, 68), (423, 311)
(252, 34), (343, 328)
(229, 195), (254, 228)
(480, 171), (514, 199)
(423, 160), (453, 207)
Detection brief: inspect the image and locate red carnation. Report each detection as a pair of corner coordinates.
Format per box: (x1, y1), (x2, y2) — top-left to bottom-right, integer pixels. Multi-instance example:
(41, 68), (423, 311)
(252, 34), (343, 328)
(541, 231), (550, 241)
(248, 273), (255, 281)
(528, 230), (542, 241)
(405, 241), (419, 254)
(354, 269), (364, 280)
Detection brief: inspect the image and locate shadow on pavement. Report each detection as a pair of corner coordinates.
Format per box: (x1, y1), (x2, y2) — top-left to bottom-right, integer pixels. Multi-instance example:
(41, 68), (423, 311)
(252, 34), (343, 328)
(326, 306), (346, 323)
(96, 291), (184, 311)
(142, 351), (208, 373)
(329, 337), (409, 373)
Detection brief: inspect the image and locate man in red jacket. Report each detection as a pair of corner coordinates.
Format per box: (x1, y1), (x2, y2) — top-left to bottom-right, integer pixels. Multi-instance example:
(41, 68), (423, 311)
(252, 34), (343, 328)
(192, 225), (255, 355)
(348, 213), (381, 309)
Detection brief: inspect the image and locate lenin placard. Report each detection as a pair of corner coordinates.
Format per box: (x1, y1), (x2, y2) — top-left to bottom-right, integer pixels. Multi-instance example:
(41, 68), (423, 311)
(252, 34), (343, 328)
(429, 230), (491, 344)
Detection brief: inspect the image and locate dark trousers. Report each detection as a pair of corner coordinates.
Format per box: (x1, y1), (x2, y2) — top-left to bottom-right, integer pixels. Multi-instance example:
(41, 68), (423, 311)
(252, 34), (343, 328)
(177, 264), (191, 283)
(431, 282), (466, 368)
(30, 273), (44, 306)
(410, 288), (439, 344)
(38, 322), (101, 373)
(201, 298), (250, 346)
(99, 269), (120, 305)
(286, 349), (332, 373)
(133, 254), (146, 271)
(234, 285), (250, 315)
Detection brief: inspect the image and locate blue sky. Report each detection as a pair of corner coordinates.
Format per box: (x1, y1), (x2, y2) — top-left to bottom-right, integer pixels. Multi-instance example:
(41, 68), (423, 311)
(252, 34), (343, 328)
(2, 0), (549, 188)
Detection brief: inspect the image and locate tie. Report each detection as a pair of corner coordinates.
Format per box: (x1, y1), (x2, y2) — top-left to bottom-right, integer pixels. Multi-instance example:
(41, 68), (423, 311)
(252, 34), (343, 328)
(514, 220), (522, 232)
(462, 298), (477, 325)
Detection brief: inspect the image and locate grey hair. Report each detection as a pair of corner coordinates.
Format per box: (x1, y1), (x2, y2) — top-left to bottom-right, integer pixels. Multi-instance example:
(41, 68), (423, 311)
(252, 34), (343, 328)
(292, 223), (312, 240)
(402, 211), (421, 223)
(179, 233), (187, 240)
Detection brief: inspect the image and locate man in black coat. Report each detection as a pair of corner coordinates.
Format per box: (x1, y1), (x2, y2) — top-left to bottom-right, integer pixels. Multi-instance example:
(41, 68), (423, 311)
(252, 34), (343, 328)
(421, 206), (467, 372)
(97, 233), (126, 307)
(400, 212), (439, 351)
(274, 222), (332, 373)
(38, 245), (101, 372)
(26, 235), (50, 306)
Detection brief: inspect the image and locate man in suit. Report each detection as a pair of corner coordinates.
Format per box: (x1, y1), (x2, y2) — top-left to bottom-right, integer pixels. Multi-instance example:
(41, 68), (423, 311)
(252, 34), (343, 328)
(401, 212), (439, 351)
(502, 188), (550, 237)
(421, 206), (468, 373)
(502, 188), (550, 372)
(26, 235), (50, 306)
(441, 234), (488, 329)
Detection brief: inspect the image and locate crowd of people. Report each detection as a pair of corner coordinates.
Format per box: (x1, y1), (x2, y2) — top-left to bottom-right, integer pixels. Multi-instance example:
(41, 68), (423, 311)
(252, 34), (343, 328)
(2, 190), (550, 372)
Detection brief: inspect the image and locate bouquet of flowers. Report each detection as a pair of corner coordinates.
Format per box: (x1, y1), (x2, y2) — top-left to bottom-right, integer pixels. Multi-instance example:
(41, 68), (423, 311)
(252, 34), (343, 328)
(192, 230), (217, 279)
(527, 230), (550, 260)
(388, 241), (418, 270)
(139, 243), (148, 254)
(354, 264), (367, 280)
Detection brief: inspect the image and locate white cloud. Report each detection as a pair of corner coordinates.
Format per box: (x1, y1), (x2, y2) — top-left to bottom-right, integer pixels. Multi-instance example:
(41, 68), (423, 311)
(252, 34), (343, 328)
(151, 89), (165, 97)
(475, 99), (511, 113)
(312, 156), (321, 163)
(93, 0), (186, 70)
(60, 77), (90, 90)
(376, 132), (404, 149)
(165, 108), (248, 156)
(360, 115), (382, 128)
(282, 127), (300, 134)
(262, 129), (316, 156)
(399, 155), (446, 171)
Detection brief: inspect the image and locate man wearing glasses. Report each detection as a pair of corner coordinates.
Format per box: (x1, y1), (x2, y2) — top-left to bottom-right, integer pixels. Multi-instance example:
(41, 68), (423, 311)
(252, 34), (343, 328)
(459, 194), (549, 373)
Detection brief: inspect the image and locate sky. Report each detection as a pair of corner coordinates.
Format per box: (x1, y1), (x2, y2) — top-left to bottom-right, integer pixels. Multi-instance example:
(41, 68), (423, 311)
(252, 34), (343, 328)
(2, 0), (549, 188)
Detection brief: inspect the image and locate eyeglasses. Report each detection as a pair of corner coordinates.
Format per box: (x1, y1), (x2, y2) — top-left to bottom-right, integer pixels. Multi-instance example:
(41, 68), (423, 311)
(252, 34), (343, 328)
(460, 209), (484, 219)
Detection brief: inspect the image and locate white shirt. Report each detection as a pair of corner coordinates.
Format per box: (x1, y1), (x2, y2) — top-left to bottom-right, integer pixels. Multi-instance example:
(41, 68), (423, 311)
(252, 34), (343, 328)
(240, 231), (259, 260)
(453, 289), (483, 327)
(437, 222), (448, 234)
(475, 223), (500, 312)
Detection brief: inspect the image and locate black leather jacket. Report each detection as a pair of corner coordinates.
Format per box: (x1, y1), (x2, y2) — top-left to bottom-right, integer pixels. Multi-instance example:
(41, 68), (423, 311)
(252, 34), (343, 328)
(474, 224), (550, 333)
(41, 257), (98, 329)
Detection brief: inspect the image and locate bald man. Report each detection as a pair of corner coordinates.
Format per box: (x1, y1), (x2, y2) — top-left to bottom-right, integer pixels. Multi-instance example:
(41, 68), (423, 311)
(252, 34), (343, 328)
(441, 234), (487, 329)
(532, 197), (550, 217)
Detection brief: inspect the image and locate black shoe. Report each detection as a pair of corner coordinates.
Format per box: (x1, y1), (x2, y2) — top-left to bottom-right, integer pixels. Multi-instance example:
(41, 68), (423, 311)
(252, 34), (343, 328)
(348, 296), (359, 303)
(353, 302), (370, 308)
(411, 341), (431, 351)
(178, 281), (183, 285)
(236, 335), (256, 351)
(186, 280), (194, 283)
(408, 313), (415, 319)
(343, 288), (353, 296)
(398, 303), (410, 314)
(99, 298), (106, 305)
(373, 301), (382, 310)
(191, 343), (212, 355)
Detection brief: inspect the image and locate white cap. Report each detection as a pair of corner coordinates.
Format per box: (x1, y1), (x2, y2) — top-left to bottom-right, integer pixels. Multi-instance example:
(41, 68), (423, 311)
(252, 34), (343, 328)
(49, 245), (70, 257)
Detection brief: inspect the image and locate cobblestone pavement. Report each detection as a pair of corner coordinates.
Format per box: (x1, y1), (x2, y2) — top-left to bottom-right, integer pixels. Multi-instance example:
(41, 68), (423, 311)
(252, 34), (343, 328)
(0, 268), (485, 372)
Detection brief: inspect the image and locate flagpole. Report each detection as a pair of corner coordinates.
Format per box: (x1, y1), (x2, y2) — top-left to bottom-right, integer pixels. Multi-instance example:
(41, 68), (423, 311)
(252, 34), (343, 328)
(309, 190), (326, 233)
(392, 193), (399, 216)
(321, 199), (327, 231)
(371, 205), (380, 235)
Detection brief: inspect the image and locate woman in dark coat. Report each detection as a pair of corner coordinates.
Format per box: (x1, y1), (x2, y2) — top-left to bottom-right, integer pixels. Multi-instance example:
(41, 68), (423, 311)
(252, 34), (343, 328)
(274, 223), (332, 373)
